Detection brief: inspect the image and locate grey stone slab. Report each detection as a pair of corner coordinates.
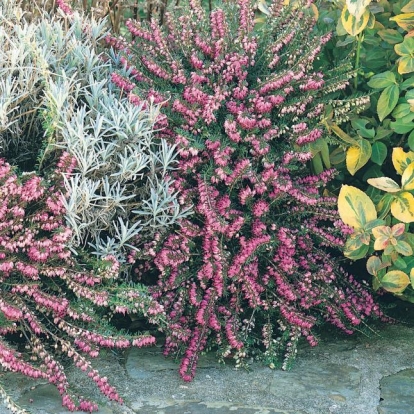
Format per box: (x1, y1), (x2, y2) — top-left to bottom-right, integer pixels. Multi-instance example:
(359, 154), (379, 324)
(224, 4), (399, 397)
(16, 383), (114, 414)
(125, 346), (223, 380)
(378, 369), (414, 414)
(130, 399), (305, 414)
(268, 362), (361, 403)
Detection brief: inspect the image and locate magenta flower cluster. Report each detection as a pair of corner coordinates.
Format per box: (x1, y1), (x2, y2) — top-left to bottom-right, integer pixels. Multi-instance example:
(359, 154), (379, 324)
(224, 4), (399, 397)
(0, 155), (164, 411)
(109, 0), (383, 380)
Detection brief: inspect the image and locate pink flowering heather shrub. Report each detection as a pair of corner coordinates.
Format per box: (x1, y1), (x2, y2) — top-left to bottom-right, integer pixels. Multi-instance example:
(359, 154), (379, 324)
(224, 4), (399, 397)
(108, 0), (384, 380)
(0, 154), (165, 412)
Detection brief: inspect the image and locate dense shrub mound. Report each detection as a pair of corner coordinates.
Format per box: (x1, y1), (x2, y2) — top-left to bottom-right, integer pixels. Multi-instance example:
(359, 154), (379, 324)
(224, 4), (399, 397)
(109, 0), (384, 380)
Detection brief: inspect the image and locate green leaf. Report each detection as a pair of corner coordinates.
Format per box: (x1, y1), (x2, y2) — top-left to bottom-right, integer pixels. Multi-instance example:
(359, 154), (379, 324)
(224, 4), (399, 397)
(311, 152), (324, 175)
(377, 84), (400, 121)
(351, 118), (375, 138)
(364, 218), (387, 231)
(373, 275), (381, 291)
(401, 76), (414, 90)
(408, 129), (414, 151)
(392, 104), (412, 119)
(367, 71), (396, 89)
(330, 146), (346, 165)
(394, 255), (408, 269)
(377, 29), (404, 44)
(403, 255), (414, 272)
(390, 120), (414, 134)
(336, 36), (357, 47)
(371, 142), (387, 165)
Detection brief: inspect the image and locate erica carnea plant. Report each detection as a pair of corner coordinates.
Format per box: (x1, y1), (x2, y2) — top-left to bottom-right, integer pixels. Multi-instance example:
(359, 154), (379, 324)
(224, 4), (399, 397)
(0, 156), (165, 412)
(107, 0), (385, 380)
(0, 0), (189, 265)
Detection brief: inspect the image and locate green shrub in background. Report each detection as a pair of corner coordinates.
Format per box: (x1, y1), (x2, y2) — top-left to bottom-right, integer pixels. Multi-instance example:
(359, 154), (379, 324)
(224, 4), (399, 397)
(315, 0), (414, 180)
(338, 147), (414, 300)
(311, 0), (414, 300)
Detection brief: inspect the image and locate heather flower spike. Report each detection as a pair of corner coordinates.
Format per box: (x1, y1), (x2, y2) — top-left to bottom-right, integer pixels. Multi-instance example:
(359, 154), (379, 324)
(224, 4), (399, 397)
(111, 0), (384, 380)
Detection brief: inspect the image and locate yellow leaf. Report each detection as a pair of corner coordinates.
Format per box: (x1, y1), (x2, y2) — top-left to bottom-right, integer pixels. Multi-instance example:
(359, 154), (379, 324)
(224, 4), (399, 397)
(381, 270), (410, 293)
(341, 6), (370, 36)
(410, 268), (414, 289)
(402, 162), (414, 190)
(392, 147), (414, 175)
(391, 192), (414, 223)
(346, 139), (372, 176)
(310, 3), (319, 19)
(338, 185), (377, 229)
(390, 13), (414, 31)
(367, 177), (401, 193)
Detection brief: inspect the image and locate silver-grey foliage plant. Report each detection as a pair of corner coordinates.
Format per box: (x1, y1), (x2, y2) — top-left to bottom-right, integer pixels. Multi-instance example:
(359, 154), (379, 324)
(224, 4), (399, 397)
(0, 0), (190, 266)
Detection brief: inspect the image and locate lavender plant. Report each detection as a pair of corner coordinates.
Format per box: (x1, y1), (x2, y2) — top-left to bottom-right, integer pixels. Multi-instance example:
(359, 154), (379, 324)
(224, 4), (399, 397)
(109, 0), (384, 380)
(0, 0), (189, 265)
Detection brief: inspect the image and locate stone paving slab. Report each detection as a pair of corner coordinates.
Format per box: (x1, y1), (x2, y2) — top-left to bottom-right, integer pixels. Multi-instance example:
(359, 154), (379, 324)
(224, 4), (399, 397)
(2, 323), (414, 414)
(378, 369), (414, 414)
(130, 399), (305, 414)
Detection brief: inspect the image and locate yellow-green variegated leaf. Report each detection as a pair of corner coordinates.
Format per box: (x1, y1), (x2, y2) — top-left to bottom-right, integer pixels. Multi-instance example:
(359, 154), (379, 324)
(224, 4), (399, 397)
(366, 256), (382, 276)
(392, 147), (414, 175)
(346, 0), (371, 19)
(402, 162), (414, 190)
(341, 6), (370, 36)
(395, 240), (413, 256)
(397, 56), (414, 75)
(391, 192), (414, 223)
(390, 13), (414, 32)
(402, 0), (414, 13)
(372, 225), (392, 250)
(344, 240), (370, 260)
(410, 268), (414, 289)
(381, 270), (410, 293)
(338, 185), (377, 229)
(346, 139), (372, 176)
(367, 177), (401, 193)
